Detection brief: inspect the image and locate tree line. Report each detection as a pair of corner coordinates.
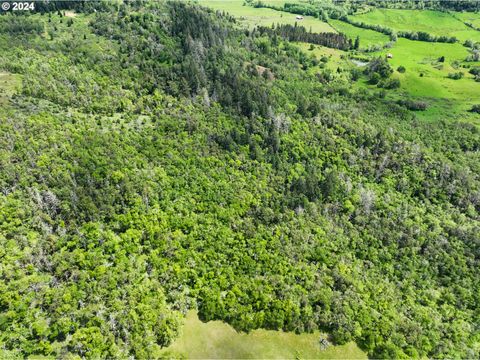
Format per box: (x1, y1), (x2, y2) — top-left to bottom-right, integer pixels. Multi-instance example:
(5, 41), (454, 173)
(257, 23), (352, 50)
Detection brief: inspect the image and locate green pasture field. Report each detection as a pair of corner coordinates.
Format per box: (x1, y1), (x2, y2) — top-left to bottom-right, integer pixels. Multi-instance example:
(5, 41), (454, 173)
(455, 11), (480, 29)
(0, 72), (20, 105)
(329, 19), (391, 49)
(161, 311), (367, 359)
(198, 0), (336, 33)
(373, 38), (479, 122)
(352, 9), (480, 42)
(377, 39), (478, 104)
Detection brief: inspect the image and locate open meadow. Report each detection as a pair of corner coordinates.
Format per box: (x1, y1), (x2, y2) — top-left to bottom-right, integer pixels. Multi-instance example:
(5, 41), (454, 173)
(199, 0), (335, 33)
(161, 311), (367, 359)
(351, 9), (480, 42)
(328, 18), (390, 49)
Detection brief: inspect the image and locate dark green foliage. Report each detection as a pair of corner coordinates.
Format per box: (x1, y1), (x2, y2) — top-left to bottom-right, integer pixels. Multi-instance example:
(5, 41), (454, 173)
(353, 35), (360, 50)
(397, 65), (406, 73)
(378, 77), (400, 89)
(469, 66), (480, 76)
(368, 72), (381, 84)
(0, 1), (479, 359)
(365, 57), (393, 78)
(397, 99), (427, 111)
(350, 68), (361, 81)
(257, 23), (351, 50)
(399, 30), (457, 43)
(470, 104), (480, 113)
(447, 72), (464, 80)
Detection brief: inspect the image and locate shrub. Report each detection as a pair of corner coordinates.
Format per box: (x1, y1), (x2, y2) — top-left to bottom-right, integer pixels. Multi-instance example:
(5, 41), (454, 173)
(350, 68), (361, 81)
(365, 57), (393, 78)
(379, 78), (400, 89)
(368, 72), (381, 85)
(397, 65), (406, 73)
(447, 72), (464, 80)
(397, 99), (427, 111)
(468, 66), (480, 76)
(470, 104), (480, 113)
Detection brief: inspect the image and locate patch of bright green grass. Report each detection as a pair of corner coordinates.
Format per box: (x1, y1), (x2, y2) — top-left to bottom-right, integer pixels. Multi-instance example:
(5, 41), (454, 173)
(376, 39), (478, 103)
(0, 72), (21, 105)
(455, 11), (480, 29)
(295, 42), (352, 73)
(352, 9), (480, 42)
(329, 19), (390, 50)
(365, 38), (479, 122)
(161, 311), (367, 359)
(199, 0), (336, 33)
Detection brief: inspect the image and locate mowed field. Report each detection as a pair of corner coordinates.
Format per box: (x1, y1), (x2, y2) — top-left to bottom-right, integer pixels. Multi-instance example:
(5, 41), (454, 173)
(455, 11), (480, 29)
(352, 9), (480, 42)
(161, 311), (367, 359)
(199, 0), (336, 33)
(329, 19), (390, 49)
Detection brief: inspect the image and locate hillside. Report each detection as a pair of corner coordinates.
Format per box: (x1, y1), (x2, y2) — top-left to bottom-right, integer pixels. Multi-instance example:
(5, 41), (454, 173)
(0, 1), (479, 359)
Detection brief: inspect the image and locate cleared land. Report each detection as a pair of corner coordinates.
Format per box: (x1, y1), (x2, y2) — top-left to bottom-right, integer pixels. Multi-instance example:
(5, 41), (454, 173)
(0, 72), (20, 105)
(161, 311), (367, 359)
(329, 19), (390, 49)
(352, 9), (480, 42)
(199, 0), (336, 33)
(455, 11), (480, 29)
(378, 39), (478, 106)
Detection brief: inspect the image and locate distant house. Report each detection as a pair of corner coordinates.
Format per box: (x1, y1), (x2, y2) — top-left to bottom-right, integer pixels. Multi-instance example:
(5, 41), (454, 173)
(387, 53), (393, 59)
(296, 15), (304, 20)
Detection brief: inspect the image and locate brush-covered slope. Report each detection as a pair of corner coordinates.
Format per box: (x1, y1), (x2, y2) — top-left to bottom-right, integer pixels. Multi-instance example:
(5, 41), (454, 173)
(0, 1), (479, 358)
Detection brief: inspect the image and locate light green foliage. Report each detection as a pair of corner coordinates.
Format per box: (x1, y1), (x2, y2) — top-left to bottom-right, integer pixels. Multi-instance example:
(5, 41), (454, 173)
(0, 1), (479, 359)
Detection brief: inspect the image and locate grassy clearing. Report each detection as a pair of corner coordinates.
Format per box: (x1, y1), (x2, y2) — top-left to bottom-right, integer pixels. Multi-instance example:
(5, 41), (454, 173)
(329, 19), (390, 49)
(161, 311), (366, 359)
(376, 39), (478, 103)
(199, 0), (336, 33)
(455, 11), (480, 29)
(352, 9), (480, 42)
(369, 38), (479, 122)
(0, 72), (20, 105)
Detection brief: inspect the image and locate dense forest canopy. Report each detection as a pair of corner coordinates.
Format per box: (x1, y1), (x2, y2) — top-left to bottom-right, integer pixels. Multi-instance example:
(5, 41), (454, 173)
(0, 0), (479, 359)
